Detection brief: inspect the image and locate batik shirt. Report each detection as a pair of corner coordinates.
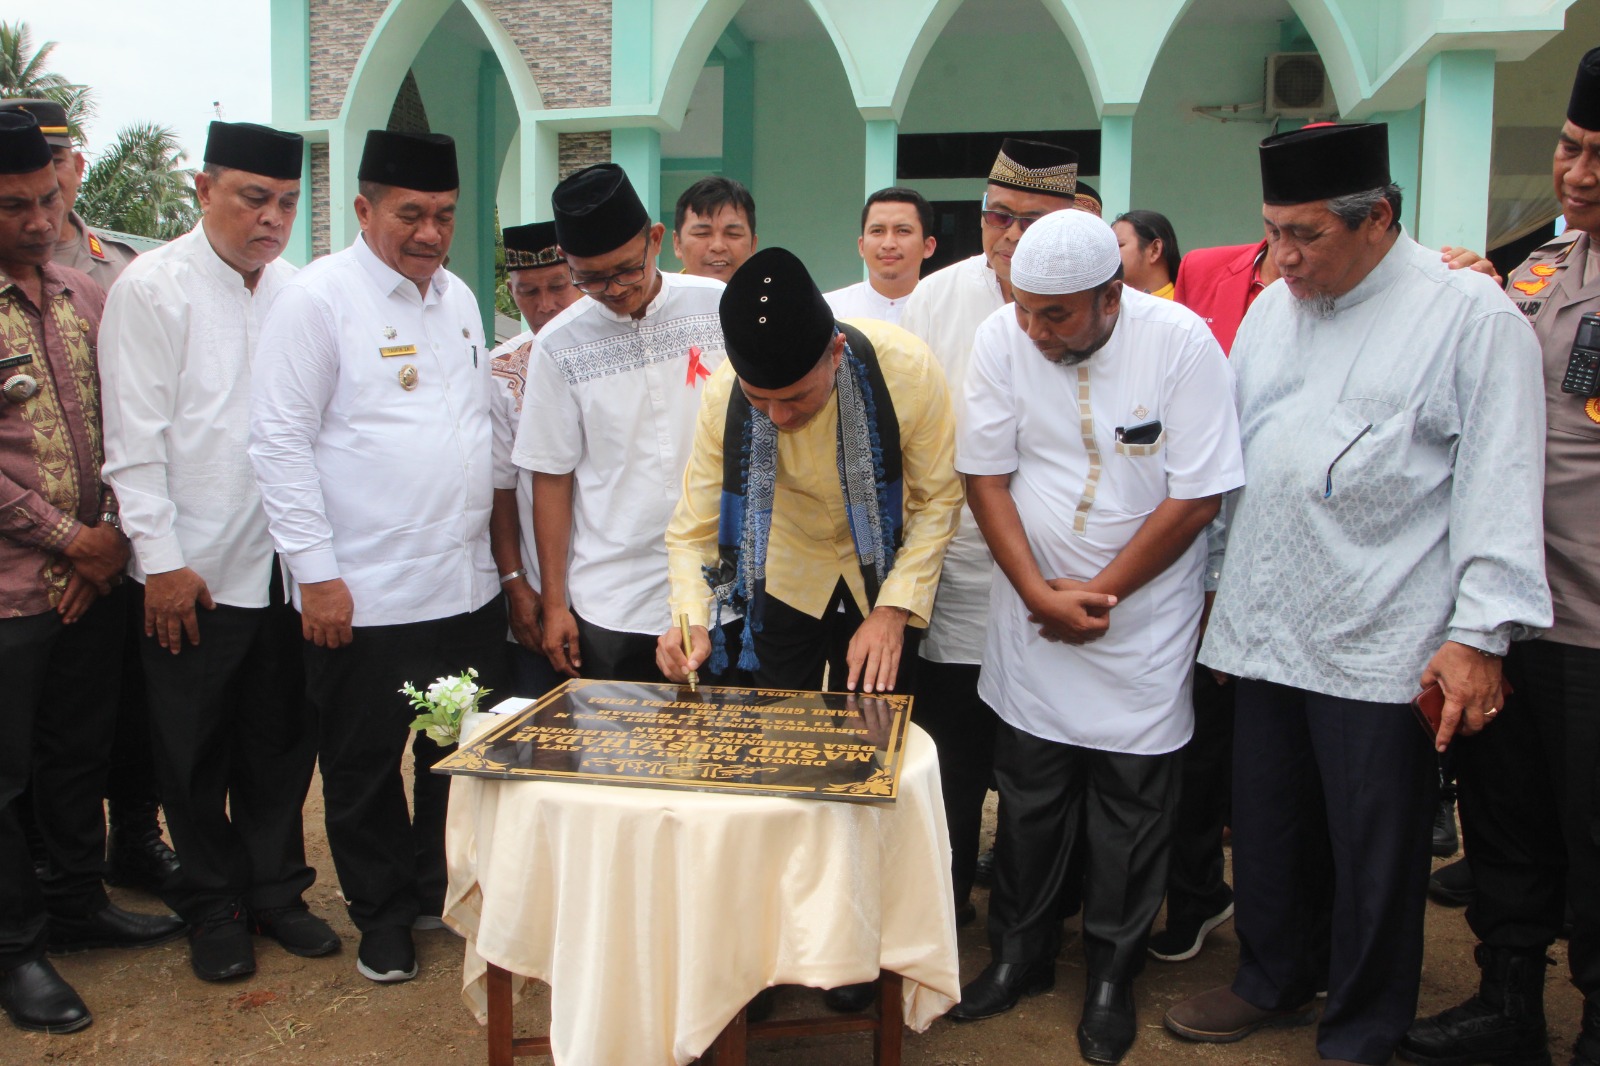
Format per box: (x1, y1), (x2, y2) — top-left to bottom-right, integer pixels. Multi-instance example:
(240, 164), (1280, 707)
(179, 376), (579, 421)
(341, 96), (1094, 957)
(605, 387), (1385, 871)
(0, 263), (110, 617)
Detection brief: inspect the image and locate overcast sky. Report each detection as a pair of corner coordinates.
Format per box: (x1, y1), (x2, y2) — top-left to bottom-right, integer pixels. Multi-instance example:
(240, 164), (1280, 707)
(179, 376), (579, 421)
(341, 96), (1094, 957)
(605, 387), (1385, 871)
(12, 1), (272, 166)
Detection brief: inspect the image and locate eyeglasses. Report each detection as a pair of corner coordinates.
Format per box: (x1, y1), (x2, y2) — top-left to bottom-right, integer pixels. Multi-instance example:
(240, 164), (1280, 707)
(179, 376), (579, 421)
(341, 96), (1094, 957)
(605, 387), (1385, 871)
(569, 254), (650, 296)
(979, 195), (1047, 233)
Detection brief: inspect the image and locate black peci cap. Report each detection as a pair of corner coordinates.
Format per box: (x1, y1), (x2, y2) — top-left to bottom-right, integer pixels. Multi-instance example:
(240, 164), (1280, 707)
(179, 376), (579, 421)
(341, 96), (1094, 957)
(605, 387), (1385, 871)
(989, 138), (1078, 199)
(503, 221), (562, 269)
(552, 163), (651, 258)
(1568, 46), (1600, 132)
(720, 247), (837, 390)
(0, 113), (53, 175)
(0, 99), (69, 148)
(204, 121), (304, 181)
(1259, 122), (1390, 206)
(358, 129), (459, 193)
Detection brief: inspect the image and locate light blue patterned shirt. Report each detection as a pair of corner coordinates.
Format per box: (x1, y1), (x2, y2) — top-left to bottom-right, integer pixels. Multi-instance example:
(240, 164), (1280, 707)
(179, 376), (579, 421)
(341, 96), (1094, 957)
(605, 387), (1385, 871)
(1200, 233), (1552, 703)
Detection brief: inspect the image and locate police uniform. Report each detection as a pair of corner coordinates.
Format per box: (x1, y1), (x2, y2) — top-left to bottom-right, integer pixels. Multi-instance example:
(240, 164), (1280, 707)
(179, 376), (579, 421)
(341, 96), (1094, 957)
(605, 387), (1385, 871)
(1400, 47), (1600, 1066)
(55, 212), (139, 292)
(1445, 228), (1600, 1031)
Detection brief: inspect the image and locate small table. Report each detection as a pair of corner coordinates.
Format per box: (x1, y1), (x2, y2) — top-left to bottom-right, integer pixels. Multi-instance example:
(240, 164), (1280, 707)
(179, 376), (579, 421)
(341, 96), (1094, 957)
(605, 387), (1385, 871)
(444, 717), (958, 1066)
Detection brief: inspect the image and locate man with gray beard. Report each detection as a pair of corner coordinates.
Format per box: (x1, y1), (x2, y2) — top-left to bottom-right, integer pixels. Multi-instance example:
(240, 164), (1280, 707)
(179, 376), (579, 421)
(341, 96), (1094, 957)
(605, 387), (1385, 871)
(1163, 123), (1552, 1066)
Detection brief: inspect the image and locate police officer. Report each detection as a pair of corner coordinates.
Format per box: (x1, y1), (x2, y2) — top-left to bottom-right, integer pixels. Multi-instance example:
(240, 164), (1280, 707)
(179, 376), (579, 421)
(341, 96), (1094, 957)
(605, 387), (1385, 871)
(0, 97), (177, 897)
(1400, 47), (1600, 1066)
(0, 100), (138, 290)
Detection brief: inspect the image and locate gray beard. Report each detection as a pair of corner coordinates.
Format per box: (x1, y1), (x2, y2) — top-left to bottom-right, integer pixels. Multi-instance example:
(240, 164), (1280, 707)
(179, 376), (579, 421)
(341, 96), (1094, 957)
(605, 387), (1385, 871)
(1291, 291), (1338, 319)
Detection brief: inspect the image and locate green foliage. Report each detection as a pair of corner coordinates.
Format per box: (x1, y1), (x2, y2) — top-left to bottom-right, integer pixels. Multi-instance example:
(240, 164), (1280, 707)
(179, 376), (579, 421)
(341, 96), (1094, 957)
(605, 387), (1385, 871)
(75, 122), (199, 240)
(493, 211), (518, 321)
(0, 21), (95, 144)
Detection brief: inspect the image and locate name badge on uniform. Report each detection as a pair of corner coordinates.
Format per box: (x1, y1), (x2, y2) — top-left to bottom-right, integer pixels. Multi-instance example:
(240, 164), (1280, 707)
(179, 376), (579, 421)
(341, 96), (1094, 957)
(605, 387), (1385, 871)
(379, 344), (418, 358)
(0, 353), (34, 372)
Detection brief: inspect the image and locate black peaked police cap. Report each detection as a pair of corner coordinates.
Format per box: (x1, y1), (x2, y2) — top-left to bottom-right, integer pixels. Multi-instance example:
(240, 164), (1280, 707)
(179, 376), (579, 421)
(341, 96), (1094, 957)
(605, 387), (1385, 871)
(721, 248), (837, 391)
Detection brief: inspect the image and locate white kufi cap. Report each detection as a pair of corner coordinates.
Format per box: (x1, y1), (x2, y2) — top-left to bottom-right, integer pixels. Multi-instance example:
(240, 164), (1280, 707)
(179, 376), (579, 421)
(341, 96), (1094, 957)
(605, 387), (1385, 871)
(1009, 209), (1121, 295)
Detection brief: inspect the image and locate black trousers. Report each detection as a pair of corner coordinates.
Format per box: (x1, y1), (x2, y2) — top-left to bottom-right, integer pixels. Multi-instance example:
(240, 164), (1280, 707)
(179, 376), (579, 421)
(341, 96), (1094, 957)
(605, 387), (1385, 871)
(108, 580), (161, 821)
(988, 718), (1178, 983)
(0, 587), (125, 967)
(572, 613), (661, 684)
(752, 579), (920, 693)
(1458, 638), (1600, 1001)
(141, 571), (316, 923)
(912, 659), (996, 906)
(304, 595), (508, 932)
(1231, 679), (1435, 1065)
(1162, 665), (1235, 925)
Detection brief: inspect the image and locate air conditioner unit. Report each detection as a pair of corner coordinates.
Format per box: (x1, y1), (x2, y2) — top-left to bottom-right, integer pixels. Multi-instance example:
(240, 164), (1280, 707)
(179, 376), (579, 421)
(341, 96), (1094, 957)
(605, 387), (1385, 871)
(1264, 52), (1331, 118)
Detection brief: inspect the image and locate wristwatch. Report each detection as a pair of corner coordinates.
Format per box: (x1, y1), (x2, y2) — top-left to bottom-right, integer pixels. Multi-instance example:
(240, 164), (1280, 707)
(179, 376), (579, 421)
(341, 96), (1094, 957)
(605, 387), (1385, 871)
(99, 511), (121, 530)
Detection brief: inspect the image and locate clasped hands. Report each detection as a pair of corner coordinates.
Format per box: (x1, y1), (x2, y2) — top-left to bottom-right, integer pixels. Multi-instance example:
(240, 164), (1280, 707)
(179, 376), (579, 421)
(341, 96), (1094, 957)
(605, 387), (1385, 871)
(1026, 577), (1119, 645)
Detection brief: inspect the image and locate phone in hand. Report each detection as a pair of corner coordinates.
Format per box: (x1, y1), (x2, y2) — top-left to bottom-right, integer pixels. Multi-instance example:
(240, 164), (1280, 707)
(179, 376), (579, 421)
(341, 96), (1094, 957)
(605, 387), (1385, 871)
(1411, 678), (1514, 744)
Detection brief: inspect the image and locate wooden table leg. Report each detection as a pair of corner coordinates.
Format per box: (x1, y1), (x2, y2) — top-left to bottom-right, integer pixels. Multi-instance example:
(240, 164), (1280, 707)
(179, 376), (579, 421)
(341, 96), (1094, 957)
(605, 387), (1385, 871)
(487, 963), (514, 1066)
(706, 1005), (748, 1066)
(873, 971), (903, 1066)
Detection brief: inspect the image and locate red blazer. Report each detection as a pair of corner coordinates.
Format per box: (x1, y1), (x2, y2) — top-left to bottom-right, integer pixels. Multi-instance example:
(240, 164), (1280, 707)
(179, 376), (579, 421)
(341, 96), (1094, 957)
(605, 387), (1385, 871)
(1172, 240), (1268, 355)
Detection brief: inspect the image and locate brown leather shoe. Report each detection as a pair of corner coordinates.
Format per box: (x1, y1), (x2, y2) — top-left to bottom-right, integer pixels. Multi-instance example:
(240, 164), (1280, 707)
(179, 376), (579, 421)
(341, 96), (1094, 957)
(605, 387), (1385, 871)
(1164, 985), (1316, 1043)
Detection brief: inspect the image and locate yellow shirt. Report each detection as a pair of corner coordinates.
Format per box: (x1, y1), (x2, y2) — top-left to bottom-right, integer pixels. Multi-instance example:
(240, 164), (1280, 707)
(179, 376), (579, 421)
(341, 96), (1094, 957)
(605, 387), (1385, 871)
(1150, 282), (1175, 300)
(667, 318), (963, 629)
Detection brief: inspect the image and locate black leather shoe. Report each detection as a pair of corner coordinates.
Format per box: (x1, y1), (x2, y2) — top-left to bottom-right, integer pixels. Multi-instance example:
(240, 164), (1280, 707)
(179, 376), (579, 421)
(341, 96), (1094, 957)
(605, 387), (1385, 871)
(0, 958), (91, 1034)
(949, 959), (1055, 1021)
(1428, 858), (1475, 907)
(189, 907), (255, 982)
(1432, 797), (1460, 858)
(106, 807), (182, 896)
(47, 902), (186, 955)
(252, 906), (340, 958)
(823, 981), (877, 1013)
(1078, 978), (1136, 1064)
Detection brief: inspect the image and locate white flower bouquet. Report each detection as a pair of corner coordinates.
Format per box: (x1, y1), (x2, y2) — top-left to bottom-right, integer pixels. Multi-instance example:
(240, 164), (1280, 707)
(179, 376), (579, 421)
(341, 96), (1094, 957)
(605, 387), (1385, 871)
(401, 668), (491, 747)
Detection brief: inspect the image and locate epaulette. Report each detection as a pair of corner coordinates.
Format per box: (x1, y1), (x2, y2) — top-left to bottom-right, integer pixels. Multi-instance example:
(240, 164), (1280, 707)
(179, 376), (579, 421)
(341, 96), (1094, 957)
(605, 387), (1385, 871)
(86, 231), (108, 262)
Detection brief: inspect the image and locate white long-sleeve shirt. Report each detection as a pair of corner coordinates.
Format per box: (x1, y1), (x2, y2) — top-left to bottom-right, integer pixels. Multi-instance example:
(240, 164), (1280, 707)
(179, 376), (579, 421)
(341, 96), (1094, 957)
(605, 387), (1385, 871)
(1202, 234), (1553, 701)
(899, 254), (1006, 664)
(101, 224), (293, 607)
(249, 236), (508, 627)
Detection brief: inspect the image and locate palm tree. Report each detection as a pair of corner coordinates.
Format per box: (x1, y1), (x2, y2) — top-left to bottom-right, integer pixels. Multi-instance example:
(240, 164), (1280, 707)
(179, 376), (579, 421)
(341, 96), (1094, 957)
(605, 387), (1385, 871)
(75, 123), (198, 240)
(0, 21), (94, 143)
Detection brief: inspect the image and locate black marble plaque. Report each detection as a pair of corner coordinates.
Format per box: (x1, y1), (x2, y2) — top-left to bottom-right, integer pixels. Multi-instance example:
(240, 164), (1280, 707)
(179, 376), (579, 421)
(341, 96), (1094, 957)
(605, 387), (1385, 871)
(432, 679), (912, 805)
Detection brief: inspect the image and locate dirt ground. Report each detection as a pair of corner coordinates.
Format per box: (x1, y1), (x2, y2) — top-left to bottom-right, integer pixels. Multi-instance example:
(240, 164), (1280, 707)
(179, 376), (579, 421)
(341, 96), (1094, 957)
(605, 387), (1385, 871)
(1, 773), (1584, 1066)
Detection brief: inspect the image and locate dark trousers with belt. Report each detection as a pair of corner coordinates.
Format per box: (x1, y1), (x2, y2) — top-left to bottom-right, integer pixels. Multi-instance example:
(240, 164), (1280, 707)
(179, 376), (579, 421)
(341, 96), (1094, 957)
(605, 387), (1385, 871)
(750, 580), (920, 694)
(304, 595), (508, 932)
(0, 587), (125, 967)
(912, 659), (996, 906)
(572, 613), (661, 684)
(988, 717), (1178, 983)
(141, 569), (317, 923)
(1230, 679), (1435, 1065)
(1457, 638), (1600, 1001)
(1162, 664), (1236, 926)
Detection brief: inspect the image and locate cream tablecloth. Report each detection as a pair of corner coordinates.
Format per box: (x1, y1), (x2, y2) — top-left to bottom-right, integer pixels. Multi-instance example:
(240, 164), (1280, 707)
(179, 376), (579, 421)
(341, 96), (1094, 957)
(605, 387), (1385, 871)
(443, 708), (959, 1066)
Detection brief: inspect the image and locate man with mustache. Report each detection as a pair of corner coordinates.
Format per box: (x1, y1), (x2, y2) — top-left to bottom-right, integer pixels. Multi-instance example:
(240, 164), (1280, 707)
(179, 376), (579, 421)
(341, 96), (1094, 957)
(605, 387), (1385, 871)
(101, 120), (336, 984)
(952, 209), (1242, 1065)
(1400, 46), (1600, 1066)
(1164, 122), (1551, 1066)
(0, 112), (183, 1035)
(250, 129), (508, 986)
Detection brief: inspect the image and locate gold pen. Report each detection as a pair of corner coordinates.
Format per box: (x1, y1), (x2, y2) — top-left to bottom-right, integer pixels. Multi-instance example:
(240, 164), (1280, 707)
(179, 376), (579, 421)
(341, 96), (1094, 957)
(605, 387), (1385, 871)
(677, 614), (699, 692)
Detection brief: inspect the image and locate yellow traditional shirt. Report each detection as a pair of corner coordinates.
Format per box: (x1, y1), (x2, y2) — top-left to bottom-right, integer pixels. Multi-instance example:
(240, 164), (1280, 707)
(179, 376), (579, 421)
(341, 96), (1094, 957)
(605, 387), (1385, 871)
(667, 318), (962, 630)
(1150, 282), (1175, 300)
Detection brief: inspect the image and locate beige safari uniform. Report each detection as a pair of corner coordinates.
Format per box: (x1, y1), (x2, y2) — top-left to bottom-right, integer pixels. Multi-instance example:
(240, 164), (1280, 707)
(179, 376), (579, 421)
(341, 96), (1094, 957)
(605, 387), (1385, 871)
(54, 211), (139, 291)
(1503, 229), (1600, 645)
